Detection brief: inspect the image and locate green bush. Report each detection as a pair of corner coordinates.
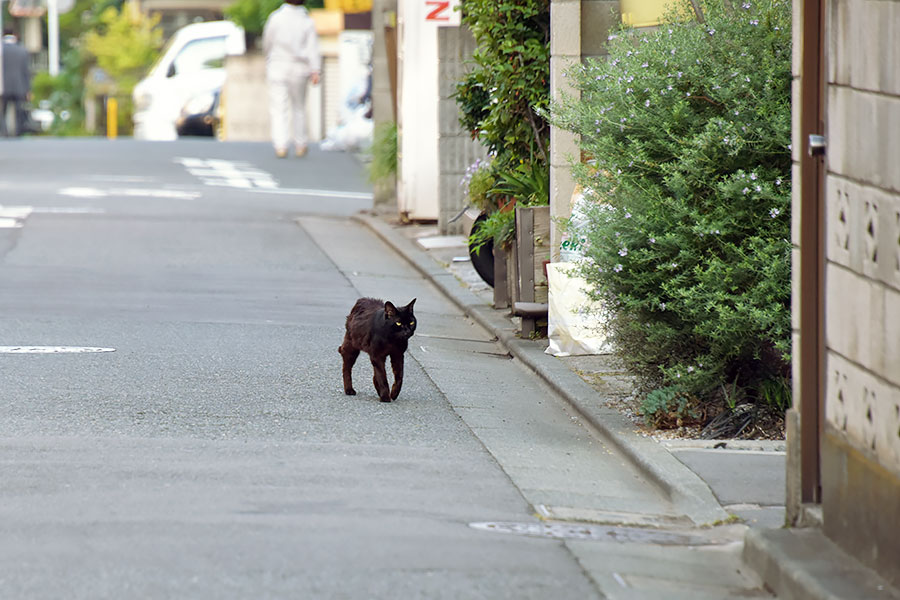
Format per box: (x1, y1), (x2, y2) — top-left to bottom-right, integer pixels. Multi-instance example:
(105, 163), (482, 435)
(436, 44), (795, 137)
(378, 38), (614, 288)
(641, 386), (699, 428)
(552, 0), (792, 410)
(456, 0), (550, 172)
(368, 121), (397, 184)
(468, 160), (550, 252)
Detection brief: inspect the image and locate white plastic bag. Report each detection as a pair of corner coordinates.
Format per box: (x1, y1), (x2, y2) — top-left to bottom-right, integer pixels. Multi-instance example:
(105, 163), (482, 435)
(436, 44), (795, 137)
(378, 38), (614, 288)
(545, 262), (612, 356)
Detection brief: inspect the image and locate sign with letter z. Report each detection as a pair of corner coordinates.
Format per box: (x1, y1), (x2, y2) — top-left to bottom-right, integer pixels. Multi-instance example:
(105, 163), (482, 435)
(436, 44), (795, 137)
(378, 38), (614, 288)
(424, 0), (460, 26)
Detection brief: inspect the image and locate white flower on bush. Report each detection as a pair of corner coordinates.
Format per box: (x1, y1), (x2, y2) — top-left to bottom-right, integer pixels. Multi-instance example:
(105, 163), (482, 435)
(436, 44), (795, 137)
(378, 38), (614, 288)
(770, 207), (781, 218)
(614, 264), (623, 272)
(619, 248), (628, 256)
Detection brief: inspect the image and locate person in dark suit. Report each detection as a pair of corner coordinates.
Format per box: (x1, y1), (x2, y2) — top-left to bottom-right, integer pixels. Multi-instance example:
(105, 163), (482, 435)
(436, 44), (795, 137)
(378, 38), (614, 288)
(1, 28), (32, 137)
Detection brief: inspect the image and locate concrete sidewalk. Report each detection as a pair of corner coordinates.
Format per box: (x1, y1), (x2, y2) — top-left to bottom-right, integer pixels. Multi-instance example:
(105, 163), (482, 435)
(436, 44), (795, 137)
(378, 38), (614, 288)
(354, 212), (900, 600)
(355, 213), (783, 528)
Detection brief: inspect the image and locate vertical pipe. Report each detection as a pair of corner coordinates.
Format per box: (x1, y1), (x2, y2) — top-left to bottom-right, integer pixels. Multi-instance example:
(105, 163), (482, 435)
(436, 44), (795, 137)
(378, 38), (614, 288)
(48, 0), (59, 76)
(107, 97), (118, 139)
(798, 0), (826, 504)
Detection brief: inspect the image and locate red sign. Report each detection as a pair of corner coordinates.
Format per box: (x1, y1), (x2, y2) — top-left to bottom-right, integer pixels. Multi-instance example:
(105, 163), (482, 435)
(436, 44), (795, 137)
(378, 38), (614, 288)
(424, 0), (460, 26)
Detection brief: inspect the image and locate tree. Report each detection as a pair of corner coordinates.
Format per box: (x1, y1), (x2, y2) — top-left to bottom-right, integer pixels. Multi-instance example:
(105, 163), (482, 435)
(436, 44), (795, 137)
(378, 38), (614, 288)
(83, 1), (163, 94)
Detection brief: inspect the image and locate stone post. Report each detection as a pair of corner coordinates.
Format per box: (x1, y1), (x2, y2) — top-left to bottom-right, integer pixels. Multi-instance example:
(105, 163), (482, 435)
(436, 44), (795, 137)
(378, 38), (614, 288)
(371, 0), (398, 208)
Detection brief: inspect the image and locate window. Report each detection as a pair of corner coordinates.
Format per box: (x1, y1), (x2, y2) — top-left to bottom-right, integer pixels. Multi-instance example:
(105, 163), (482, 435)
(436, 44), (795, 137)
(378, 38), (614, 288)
(170, 36), (227, 77)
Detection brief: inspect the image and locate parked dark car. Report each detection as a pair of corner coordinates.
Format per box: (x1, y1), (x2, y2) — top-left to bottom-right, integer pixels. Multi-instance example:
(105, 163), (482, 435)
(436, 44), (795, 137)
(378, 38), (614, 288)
(175, 89), (220, 137)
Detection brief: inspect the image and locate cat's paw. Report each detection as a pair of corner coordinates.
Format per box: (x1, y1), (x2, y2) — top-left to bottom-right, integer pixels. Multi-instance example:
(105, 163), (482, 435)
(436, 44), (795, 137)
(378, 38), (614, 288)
(379, 395), (392, 403)
(345, 387), (357, 396)
(390, 386), (401, 400)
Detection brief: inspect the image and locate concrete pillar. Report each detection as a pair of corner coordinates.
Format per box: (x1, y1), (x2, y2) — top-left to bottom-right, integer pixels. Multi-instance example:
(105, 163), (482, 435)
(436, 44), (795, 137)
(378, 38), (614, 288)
(371, 0), (398, 208)
(549, 0), (582, 262)
(549, 1), (620, 260)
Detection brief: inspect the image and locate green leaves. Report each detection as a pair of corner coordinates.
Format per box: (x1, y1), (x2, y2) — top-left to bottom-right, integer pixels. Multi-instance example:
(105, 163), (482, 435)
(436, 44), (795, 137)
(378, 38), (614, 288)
(83, 2), (163, 93)
(456, 0), (550, 171)
(552, 0), (792, 418)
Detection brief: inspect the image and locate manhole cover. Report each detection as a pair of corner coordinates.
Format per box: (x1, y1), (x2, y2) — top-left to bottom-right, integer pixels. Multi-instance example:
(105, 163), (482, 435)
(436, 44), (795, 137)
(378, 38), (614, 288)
(0, 346), (115, 354)
(469, 521), (725, 546)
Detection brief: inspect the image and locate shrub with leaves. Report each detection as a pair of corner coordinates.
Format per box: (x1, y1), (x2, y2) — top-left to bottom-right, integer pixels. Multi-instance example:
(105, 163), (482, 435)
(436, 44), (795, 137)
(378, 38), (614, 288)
(456, 0), (550, 172)
(367, 121), (398, 184)
(552, 0), (792, 415)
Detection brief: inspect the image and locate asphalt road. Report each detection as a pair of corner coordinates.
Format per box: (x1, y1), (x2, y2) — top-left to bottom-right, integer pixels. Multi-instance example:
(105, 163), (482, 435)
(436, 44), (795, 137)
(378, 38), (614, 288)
(0, 139), (600, 598)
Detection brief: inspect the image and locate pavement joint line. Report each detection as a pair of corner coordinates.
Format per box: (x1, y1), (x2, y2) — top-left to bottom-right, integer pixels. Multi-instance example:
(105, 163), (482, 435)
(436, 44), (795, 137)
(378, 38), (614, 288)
(353, 212), (730, 527)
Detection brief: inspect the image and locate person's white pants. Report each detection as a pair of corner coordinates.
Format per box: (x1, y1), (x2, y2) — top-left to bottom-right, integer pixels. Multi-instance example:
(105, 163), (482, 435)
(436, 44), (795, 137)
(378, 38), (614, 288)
(266, 61), (310, 152)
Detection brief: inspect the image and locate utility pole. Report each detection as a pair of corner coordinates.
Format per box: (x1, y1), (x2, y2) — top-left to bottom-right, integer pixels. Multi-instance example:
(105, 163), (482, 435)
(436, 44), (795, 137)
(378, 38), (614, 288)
(48, 0), (58, 75)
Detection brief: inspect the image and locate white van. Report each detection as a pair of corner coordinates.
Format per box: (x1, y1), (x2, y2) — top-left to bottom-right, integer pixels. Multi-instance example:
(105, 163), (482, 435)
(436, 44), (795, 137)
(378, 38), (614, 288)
(133, 21), (245, 141)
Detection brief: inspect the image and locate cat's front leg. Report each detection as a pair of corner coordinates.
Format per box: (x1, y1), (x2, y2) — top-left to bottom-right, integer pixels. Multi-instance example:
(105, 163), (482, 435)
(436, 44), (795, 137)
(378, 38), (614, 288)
(370, 356), (391, 402)
(389, 352), (404, 400)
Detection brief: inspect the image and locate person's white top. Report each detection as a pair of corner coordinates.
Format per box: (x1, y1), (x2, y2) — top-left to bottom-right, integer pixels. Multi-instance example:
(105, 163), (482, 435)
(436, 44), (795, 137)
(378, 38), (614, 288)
(262, 4), (321, 73)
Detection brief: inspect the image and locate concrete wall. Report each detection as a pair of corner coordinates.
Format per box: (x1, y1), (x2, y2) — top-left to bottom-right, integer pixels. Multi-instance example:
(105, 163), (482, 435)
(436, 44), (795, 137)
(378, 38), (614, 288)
(815, 0), (900, 587)
(222, 50), (331, 144)
(437, 26), (487, 234)
(396, 0), (439, 220)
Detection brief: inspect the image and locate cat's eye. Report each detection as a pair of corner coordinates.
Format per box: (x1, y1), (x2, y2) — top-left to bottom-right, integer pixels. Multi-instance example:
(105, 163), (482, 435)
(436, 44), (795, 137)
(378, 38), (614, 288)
(395, 321), (402, 326)
(410, 321), (415, 326)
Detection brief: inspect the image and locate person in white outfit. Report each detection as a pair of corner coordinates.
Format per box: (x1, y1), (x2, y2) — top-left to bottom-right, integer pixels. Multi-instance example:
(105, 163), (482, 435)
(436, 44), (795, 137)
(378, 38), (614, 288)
(262, 0), (321, 157)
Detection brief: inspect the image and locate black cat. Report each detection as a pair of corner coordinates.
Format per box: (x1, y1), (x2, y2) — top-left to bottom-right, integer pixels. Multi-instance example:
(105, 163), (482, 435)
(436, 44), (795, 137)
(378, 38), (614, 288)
(339, 298), (417, 402)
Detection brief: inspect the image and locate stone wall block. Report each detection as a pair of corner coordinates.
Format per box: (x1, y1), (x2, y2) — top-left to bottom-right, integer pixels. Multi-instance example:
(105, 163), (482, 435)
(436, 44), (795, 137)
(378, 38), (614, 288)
(551, 1), (582, 57)
(827, 87), (900, 193)
(827, 352), (900, 474)
(438, 173), (467, 233)
(439, 99), (463, 136)
(884, 288), (900, 387)
(825, 175), (855, 270)
(826, 264), (882, 371)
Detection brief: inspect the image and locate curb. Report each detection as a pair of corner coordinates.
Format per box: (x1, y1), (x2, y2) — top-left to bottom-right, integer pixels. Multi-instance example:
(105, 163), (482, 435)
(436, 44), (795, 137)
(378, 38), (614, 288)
(354, 213), (730, 527)
(744, 528), (900, 600)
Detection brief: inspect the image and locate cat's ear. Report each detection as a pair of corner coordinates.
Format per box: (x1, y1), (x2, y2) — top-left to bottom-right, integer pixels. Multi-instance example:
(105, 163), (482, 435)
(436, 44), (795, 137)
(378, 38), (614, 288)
(384, 301), (398, 318)
(405, 298), (416, 311)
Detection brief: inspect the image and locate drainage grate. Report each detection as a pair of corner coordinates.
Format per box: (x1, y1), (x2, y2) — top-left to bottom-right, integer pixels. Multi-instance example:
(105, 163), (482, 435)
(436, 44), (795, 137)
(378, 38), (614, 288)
(0, 346), (116, 354)
(469, 521), (727, 546)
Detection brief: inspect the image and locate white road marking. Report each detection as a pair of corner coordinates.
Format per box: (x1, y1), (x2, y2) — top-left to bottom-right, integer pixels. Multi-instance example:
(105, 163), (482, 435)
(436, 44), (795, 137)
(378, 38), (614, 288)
(88, 175), (156, 183)
(59, 187), (107, 198)
(0, 205), (33, 228)
(175, 157), (280, 190)
(59, 187), (200, 200)
(251, 187), (374, 200)
(118, 188), (201, 199)
(0, 346), (116, 354)
(0, 205), (104, 228)
(31, 207), (106, 215)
